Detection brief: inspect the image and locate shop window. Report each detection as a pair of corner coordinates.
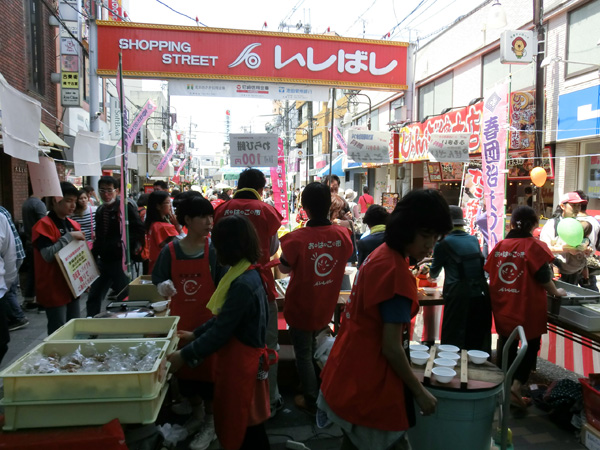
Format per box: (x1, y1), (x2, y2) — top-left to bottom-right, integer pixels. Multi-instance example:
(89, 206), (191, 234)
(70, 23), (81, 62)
(482, 49), (535, 93)
(418, 72), (453, 122)
(567, 0), (600, 77)
(26, 0), (45, 94)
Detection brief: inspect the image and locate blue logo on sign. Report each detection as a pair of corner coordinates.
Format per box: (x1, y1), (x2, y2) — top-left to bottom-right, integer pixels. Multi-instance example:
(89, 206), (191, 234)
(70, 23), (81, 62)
(557, 84), (600, 141)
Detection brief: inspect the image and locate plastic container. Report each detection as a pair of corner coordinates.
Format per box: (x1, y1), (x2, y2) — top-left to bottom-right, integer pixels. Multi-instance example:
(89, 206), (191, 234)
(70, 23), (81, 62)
(547, 280), (600, 314)
(1, 382), (168, 430)
(467, 350), (490, 364)
(1, 339), (170, 402)
(432, 367), (455, 383)
(438, 344), (459, 353)
(408, 383), (503, 450)
(434, 358), (457, 368)
(438, 351), (460, 361)
(410, 351), (430, 365)
(45, 317), (179, 353)
(580, 378), (600, 431)
(410, 344), (429, 352)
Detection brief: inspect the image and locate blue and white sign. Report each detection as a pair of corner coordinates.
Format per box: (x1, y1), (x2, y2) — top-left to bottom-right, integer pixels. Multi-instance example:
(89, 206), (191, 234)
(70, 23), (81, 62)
(557, 84), (600, 141)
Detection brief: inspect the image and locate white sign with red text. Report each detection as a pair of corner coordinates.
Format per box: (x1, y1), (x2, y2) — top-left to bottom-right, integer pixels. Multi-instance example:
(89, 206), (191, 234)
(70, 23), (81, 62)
(230, 133), (279, 168)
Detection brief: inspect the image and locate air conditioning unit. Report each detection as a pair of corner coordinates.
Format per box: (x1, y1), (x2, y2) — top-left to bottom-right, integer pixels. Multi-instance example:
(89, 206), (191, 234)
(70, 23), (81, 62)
(134, 130), (145, 146)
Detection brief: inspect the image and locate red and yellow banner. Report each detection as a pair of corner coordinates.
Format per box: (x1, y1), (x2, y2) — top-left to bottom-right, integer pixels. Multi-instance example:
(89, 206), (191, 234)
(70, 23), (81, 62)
(96, 22), (408, 90)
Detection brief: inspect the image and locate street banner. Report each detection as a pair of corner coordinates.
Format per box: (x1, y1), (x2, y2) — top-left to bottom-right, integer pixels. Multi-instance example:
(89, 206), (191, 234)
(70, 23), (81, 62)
(73, 131), (102, 176)
(332, 126), (347, 154)
(97, 22), (408, 91)
(270, 139), (289, 225)
(230, 133), (278, 167)
(122, 99), (157, 153)
(482, 82), (509, 249)
(27, 157), (62, 198)
(347, 130), (391, 164)
(157, 134), (176, 173)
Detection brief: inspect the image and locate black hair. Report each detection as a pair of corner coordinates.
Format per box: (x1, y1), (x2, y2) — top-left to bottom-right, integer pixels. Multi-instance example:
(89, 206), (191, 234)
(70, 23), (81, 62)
(174, 191), (214, 226)
(137, 193), (149, 208)
(385, 189), (452, 253)
(98, 175), (119, 190)
(582, 220), (593, 238)
(238, 168), (266, 191)
(74, 189), (89, 214)
(576, 190), (589, 212)
(363, 186), (369, 194)
(524, 186), (532, 195)
(301, 182), (331, 219)
(60, 181), (79, 198)
(153, 180), (168, 190)
(510, 206), (539, 233)
(145, 190), (171, 231)
(363, 204), (390, 228)
(83, 185), (95, 195)
(322, 175), (340, 186)
(211, 215), (262, 266)
(171, 189), (181, 198)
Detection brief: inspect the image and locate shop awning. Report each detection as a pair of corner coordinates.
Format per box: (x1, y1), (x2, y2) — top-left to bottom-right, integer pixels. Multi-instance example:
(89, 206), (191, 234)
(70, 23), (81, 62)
(318, 154), (345, 177)
(39, 123), (70, 149)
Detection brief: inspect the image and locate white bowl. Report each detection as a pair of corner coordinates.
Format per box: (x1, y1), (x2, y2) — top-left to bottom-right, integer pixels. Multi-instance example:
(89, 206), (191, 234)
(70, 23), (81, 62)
(152, 300), (169, 312)
(410, 344), (429, 353)
(438, 352), (460, 361)
(410, 351), (430, 365)
(438, 344), (460, 353)
(467, 350), (490, 364)
(432, 367), (456, 384)
(434, 358), (457, 368)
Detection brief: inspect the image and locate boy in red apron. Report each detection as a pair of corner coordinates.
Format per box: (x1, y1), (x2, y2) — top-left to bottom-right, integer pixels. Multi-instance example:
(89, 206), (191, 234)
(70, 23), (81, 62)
(278, 182), (352, 414)
(32, 182), (86, 335)
(319, 190), (453, 449)
(153, 192), (226, 449)
(168, 215), (273, 450)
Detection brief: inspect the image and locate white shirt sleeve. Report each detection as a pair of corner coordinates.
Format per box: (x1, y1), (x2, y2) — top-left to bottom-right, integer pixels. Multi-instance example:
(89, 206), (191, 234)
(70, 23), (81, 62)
(0, 214), (17, 298)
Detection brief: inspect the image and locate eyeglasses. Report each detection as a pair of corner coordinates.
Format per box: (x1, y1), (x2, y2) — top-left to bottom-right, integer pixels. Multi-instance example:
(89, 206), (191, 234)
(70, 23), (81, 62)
(99, 188), (116, 194)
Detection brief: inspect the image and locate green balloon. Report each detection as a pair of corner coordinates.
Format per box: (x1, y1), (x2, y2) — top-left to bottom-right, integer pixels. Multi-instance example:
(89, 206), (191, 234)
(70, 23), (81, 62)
(557, 218), (584, 247)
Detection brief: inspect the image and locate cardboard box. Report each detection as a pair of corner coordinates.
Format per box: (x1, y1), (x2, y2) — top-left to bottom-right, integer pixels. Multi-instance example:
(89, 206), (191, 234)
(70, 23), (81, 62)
(582, 423), (600, 450)
(128, 275), (163, 302)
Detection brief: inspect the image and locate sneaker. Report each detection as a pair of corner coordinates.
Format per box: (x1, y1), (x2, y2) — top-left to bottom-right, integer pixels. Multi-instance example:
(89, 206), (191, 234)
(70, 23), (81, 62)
(269, 397), (284, 419)
(22, 301), (38, 311)
(189, 416), (216, 450)
(316, 408), (332, 429)
(183, 415), (203, 435)
(171, 398), (193, 415)
(8, 319), (29, 331)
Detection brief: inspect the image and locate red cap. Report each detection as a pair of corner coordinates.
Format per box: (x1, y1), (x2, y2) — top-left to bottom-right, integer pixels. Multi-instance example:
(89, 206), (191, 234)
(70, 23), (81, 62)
(560, 192), (586, 204)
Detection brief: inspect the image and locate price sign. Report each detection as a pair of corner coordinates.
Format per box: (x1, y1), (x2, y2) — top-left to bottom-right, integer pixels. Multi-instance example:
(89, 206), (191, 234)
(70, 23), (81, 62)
(230, 133), (278, 167)
(428, 133), (471, 162)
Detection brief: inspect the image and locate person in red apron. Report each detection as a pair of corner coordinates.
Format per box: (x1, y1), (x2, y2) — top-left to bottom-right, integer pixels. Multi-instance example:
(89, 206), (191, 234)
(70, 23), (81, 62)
(318, 189), (453, 450)
(32, 182), (86, 335)
(168, 215), (273, 450)
(485, 206), (566, 412)
(213, 168), (284, 417)
(153, 192), (226, 449)
(146, 190), (180, 273)
(278, 182), (352, 414)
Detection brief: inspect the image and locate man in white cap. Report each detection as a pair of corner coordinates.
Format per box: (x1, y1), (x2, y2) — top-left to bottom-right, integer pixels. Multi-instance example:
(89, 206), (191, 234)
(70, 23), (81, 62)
(540, 191), (591, 285)
(429, 205), (491, 353)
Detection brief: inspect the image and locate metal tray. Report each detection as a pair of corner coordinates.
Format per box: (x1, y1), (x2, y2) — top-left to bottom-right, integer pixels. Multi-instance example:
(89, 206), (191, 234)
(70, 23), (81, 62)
(547, 280), (600, 314)
(559, 305), (600, 332)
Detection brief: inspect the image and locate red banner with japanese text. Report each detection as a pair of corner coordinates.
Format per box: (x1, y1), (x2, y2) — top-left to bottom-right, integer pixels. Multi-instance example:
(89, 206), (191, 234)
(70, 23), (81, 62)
(270, 139), (289, 225)
(396, 102), (483, 163)
(96, 22), (408, 90)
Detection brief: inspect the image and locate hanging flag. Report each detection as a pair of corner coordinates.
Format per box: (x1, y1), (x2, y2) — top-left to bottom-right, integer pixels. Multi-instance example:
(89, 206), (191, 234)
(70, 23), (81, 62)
(270, 139), (289, 225)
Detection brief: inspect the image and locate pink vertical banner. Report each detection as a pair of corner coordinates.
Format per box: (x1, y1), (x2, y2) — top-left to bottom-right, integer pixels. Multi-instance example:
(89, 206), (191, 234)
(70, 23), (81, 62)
(270, 138), (289, 225)
(482, 83), (509, 249)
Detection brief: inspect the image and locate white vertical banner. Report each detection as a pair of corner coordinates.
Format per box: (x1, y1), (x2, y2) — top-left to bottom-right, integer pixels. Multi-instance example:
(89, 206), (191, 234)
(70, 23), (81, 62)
(73, 131), (102, 176)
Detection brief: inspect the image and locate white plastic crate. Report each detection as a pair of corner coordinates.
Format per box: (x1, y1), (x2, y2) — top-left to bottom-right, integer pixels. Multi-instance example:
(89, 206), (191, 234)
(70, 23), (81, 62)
(45, 317), (179, 353)
(1, 382), (168, 430)
(0, 339), (169, 403)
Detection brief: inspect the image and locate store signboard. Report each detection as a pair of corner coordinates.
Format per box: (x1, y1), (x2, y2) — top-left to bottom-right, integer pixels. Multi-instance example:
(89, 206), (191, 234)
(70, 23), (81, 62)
(230, 133), (278, 167)
(61, 89), (80, 106)
(169, 79), (330, 101)
(97, 21), (409, 90)
(557, 85), (600, 141)
(347, 130), (391, 163)
(500, 30), (535, 64)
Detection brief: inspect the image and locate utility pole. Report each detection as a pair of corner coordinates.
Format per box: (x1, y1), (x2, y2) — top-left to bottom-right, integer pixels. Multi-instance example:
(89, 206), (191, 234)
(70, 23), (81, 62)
(534, 0), (545, 216)
(328, 88), (336, 182)
(88, 0), (99, 134)
(307, 101), (313, 187)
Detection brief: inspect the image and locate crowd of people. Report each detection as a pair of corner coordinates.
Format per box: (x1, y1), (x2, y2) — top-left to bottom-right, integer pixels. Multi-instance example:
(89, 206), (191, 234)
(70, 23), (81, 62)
(2, 174), (599, 449)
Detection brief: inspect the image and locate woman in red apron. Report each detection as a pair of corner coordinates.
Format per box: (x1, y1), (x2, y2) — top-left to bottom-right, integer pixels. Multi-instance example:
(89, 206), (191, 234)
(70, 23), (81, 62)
(146, 190), (180, 273)
(319, 190), (453, 450)
(168, 215), (273, 450)
(153, 192), (226, 450)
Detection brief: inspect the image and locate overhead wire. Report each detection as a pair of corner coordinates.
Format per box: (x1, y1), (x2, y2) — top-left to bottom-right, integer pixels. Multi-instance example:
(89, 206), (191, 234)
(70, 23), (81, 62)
(344, 0), (378, 35)
(152, 0), (207, 26)
(279, 0), (306, 26)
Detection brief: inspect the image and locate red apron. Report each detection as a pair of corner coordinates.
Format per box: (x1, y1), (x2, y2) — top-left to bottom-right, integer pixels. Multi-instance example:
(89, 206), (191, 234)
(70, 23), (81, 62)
(169, 239), (216, 381)
(214, 338), (275, 450)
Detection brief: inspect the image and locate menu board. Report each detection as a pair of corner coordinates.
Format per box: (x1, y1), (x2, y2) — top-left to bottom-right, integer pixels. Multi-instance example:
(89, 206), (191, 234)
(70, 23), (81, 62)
(56, 240), (100, 297)
(426, 162), (442, 182)
(381, 192), (399, 213)
(440, 162), (465, 181)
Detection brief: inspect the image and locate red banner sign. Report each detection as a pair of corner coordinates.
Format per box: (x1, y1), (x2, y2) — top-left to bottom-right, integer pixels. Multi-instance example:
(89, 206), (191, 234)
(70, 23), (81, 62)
(96, 22), (408, 90)
(396, 102), (484, 163)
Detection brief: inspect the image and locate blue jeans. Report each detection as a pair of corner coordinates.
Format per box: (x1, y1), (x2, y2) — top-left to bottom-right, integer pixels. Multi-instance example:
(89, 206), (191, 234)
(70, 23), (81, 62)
(266, 300), (281, 407)
(289, 327), (318, 405)
(1, 282), (26, 324)
(86, 259), (130, 317)
(45, 298), (80, 335)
